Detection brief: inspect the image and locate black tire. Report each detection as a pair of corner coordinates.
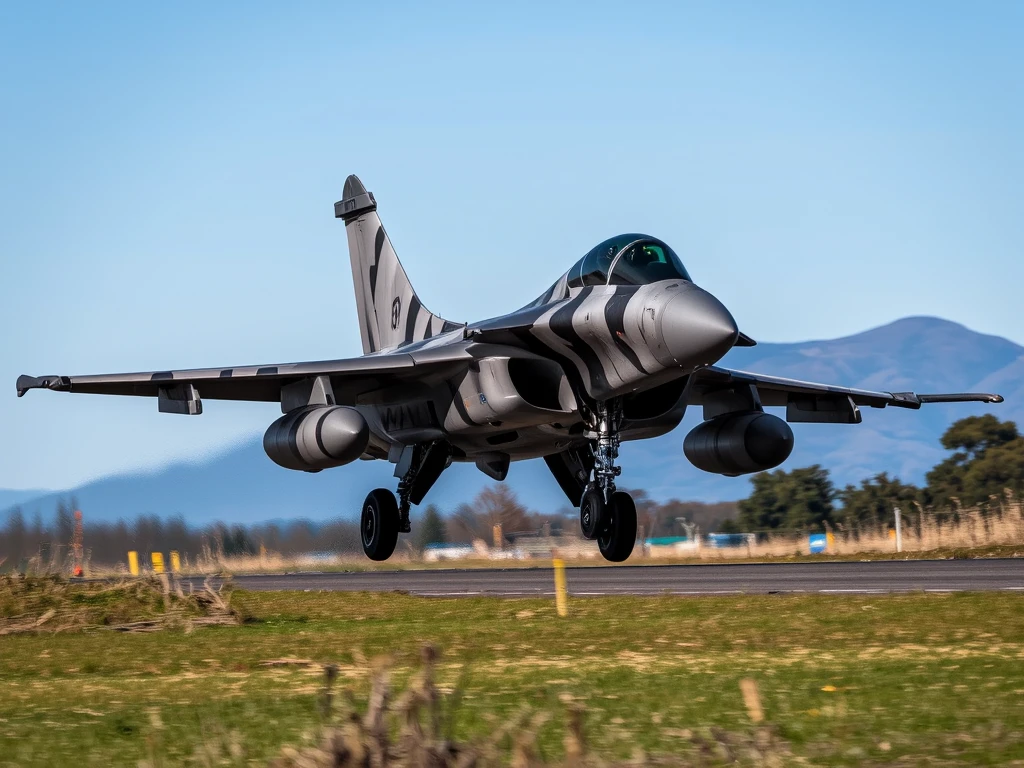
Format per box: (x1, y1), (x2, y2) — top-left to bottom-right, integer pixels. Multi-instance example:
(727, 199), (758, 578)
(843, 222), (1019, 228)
(598, 491), (637, 562)
(579, 487), (606, 540)
(361, 488), (400, 561)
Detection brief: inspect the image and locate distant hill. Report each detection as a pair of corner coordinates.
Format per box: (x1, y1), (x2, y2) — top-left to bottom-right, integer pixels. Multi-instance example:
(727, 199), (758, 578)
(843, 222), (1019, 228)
(646, 315), (1024, 501)
(3, 444), (567, 525)
(0, 489), (53, 511)
(4, 316), (1020, 524)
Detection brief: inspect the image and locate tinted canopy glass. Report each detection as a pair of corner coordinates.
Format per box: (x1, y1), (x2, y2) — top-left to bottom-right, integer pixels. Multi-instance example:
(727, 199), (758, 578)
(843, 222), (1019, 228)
(568, 234), (691, 288)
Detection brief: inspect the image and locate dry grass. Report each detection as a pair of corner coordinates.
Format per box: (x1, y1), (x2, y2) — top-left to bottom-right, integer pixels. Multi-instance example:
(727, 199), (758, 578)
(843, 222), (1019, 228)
(0, 574), (239, 634)
(248, 646), (791, 768)
(720, 496), (1024, 560)
(60, 494), (1024, 578)
(132, 645), (792, 768)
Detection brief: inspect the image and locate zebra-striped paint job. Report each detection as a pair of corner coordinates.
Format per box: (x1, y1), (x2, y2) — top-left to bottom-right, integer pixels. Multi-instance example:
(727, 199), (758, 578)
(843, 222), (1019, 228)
(17, 173), (1004, 481)
(474, 280), (734, 402)
(342, 176), (460, 355)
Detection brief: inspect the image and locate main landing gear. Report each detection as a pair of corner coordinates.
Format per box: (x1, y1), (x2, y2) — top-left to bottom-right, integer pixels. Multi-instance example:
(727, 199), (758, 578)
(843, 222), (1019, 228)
(361, 441), (450, 561)
(580, 400), (637, 562)
(361, 488), (400, 561)
(360, 478), (413, 562)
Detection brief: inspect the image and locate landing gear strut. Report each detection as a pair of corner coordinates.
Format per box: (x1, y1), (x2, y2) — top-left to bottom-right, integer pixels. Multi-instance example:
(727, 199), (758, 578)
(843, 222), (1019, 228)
(579, 400), (637, 562)
(592, 400), (622, 502)
(396, 477), (414, 534)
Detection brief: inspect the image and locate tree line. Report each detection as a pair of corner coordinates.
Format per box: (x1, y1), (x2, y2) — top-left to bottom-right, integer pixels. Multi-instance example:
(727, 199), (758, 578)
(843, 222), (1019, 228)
(0, 483), (736, 568)
(724, 415), (1024, 534)
(2, 415), (1017, 567)
(404, 485), (737, 549)
(0, 501), (371, 570)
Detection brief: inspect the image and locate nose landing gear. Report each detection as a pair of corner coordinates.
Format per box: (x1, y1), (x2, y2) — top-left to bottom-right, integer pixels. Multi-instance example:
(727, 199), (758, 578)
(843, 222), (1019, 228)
(581, 488), (637, 562)
(598, 492), (637, 562)
(579, 400), (638, 562)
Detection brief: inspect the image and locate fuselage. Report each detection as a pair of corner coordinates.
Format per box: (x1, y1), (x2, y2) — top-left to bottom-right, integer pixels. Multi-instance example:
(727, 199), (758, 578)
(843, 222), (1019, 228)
(358, 263), (740, 464)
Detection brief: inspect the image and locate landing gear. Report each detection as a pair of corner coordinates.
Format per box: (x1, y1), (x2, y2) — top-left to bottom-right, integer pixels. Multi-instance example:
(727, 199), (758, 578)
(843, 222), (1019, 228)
(580, 400), (638, 562)
(598, 492), (637, 562)
(394, 442), (451, 534)
(360, 442), (451, 561)
(580, 488), (637, 561)
(361, 488), (400, 561)
(580, 487), (605, 540)
(592, 400), (622, 503)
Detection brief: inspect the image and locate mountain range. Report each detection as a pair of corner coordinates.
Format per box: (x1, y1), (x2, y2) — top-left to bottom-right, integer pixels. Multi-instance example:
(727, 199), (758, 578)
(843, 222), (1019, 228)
(4, 316), (1021, 525)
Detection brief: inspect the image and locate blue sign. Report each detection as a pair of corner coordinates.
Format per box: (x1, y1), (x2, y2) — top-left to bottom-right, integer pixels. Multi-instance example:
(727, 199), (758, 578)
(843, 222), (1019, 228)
(808, 533), (828, 554)
(706, 533), (753, 548)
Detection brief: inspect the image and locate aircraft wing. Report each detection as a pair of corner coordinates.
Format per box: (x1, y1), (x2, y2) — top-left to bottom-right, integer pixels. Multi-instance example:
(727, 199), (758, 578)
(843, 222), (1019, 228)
(16, 350), (468, 410)
(691, 365), (1003, 423)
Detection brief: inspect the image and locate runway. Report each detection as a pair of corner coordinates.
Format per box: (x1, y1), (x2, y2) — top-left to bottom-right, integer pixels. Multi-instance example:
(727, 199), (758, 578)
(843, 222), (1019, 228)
(210, 559), (1024, 596)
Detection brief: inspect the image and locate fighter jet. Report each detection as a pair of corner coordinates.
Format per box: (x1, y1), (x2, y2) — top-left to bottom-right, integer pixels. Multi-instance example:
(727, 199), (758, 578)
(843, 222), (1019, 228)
(17, 175), (1004, 562)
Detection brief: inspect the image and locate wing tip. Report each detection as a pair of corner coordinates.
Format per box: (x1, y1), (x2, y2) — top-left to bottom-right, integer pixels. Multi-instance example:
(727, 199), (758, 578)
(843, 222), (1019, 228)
(16, 374), (70, 397)
(915, 392), (1005, 405)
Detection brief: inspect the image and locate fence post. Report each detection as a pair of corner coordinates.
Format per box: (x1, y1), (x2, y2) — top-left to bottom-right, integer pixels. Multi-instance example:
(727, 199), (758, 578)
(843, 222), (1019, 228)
(553, 558), (568, 617)
(894, 506), (903, 553)
(127, 550), (139, 577)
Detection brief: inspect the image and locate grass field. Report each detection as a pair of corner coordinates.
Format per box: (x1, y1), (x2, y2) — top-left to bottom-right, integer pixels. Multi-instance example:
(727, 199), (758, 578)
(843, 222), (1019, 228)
(2, 587), (1023, 766)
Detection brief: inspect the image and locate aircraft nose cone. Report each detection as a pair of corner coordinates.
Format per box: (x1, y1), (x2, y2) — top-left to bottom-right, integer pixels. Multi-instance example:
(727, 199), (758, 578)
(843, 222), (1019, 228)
(654, 286), (738, 368)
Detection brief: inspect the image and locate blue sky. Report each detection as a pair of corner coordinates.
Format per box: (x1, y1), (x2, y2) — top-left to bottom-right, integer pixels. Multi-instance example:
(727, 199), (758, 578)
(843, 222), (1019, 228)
(1, 1), (1022, 491)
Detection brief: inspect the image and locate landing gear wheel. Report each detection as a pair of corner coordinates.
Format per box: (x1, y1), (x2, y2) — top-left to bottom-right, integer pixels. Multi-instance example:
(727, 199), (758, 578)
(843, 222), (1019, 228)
(361, 488), (400, 561)
(598, 491), (637, 562)
(580, 488), (606, 540)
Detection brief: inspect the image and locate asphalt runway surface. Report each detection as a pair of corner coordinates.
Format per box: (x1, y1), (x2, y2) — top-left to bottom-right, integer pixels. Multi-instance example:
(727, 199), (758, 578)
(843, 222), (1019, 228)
(202, 559), (1024, 597)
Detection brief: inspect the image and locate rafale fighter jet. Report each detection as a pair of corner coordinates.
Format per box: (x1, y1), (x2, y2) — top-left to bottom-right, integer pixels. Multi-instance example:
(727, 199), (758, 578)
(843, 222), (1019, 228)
(18, 176), (1004, 562)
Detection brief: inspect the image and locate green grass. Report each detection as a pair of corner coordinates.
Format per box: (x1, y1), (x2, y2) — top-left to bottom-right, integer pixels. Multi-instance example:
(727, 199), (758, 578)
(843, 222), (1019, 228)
(1, 589), (1022, 766)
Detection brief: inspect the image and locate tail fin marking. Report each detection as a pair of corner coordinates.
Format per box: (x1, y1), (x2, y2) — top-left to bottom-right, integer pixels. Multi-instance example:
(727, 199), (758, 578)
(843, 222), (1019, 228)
(336, 175), (460, 354)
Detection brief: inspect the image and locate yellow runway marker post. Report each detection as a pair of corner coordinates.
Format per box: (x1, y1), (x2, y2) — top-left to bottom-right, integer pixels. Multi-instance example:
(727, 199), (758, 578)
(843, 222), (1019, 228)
(553, 558), (568, 617)
(170, 551), (181, 573)
(127, 550), (139, 577)
(151, 552), (165, 574)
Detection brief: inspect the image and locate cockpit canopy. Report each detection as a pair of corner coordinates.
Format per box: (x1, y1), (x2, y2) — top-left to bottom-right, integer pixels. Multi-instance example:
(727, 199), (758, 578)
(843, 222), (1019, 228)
(567, 234), (691, 288)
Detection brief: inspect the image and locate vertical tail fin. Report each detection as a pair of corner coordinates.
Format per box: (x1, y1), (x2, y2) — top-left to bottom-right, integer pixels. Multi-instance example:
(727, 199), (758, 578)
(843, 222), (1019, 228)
(335, 175), (460, 354)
